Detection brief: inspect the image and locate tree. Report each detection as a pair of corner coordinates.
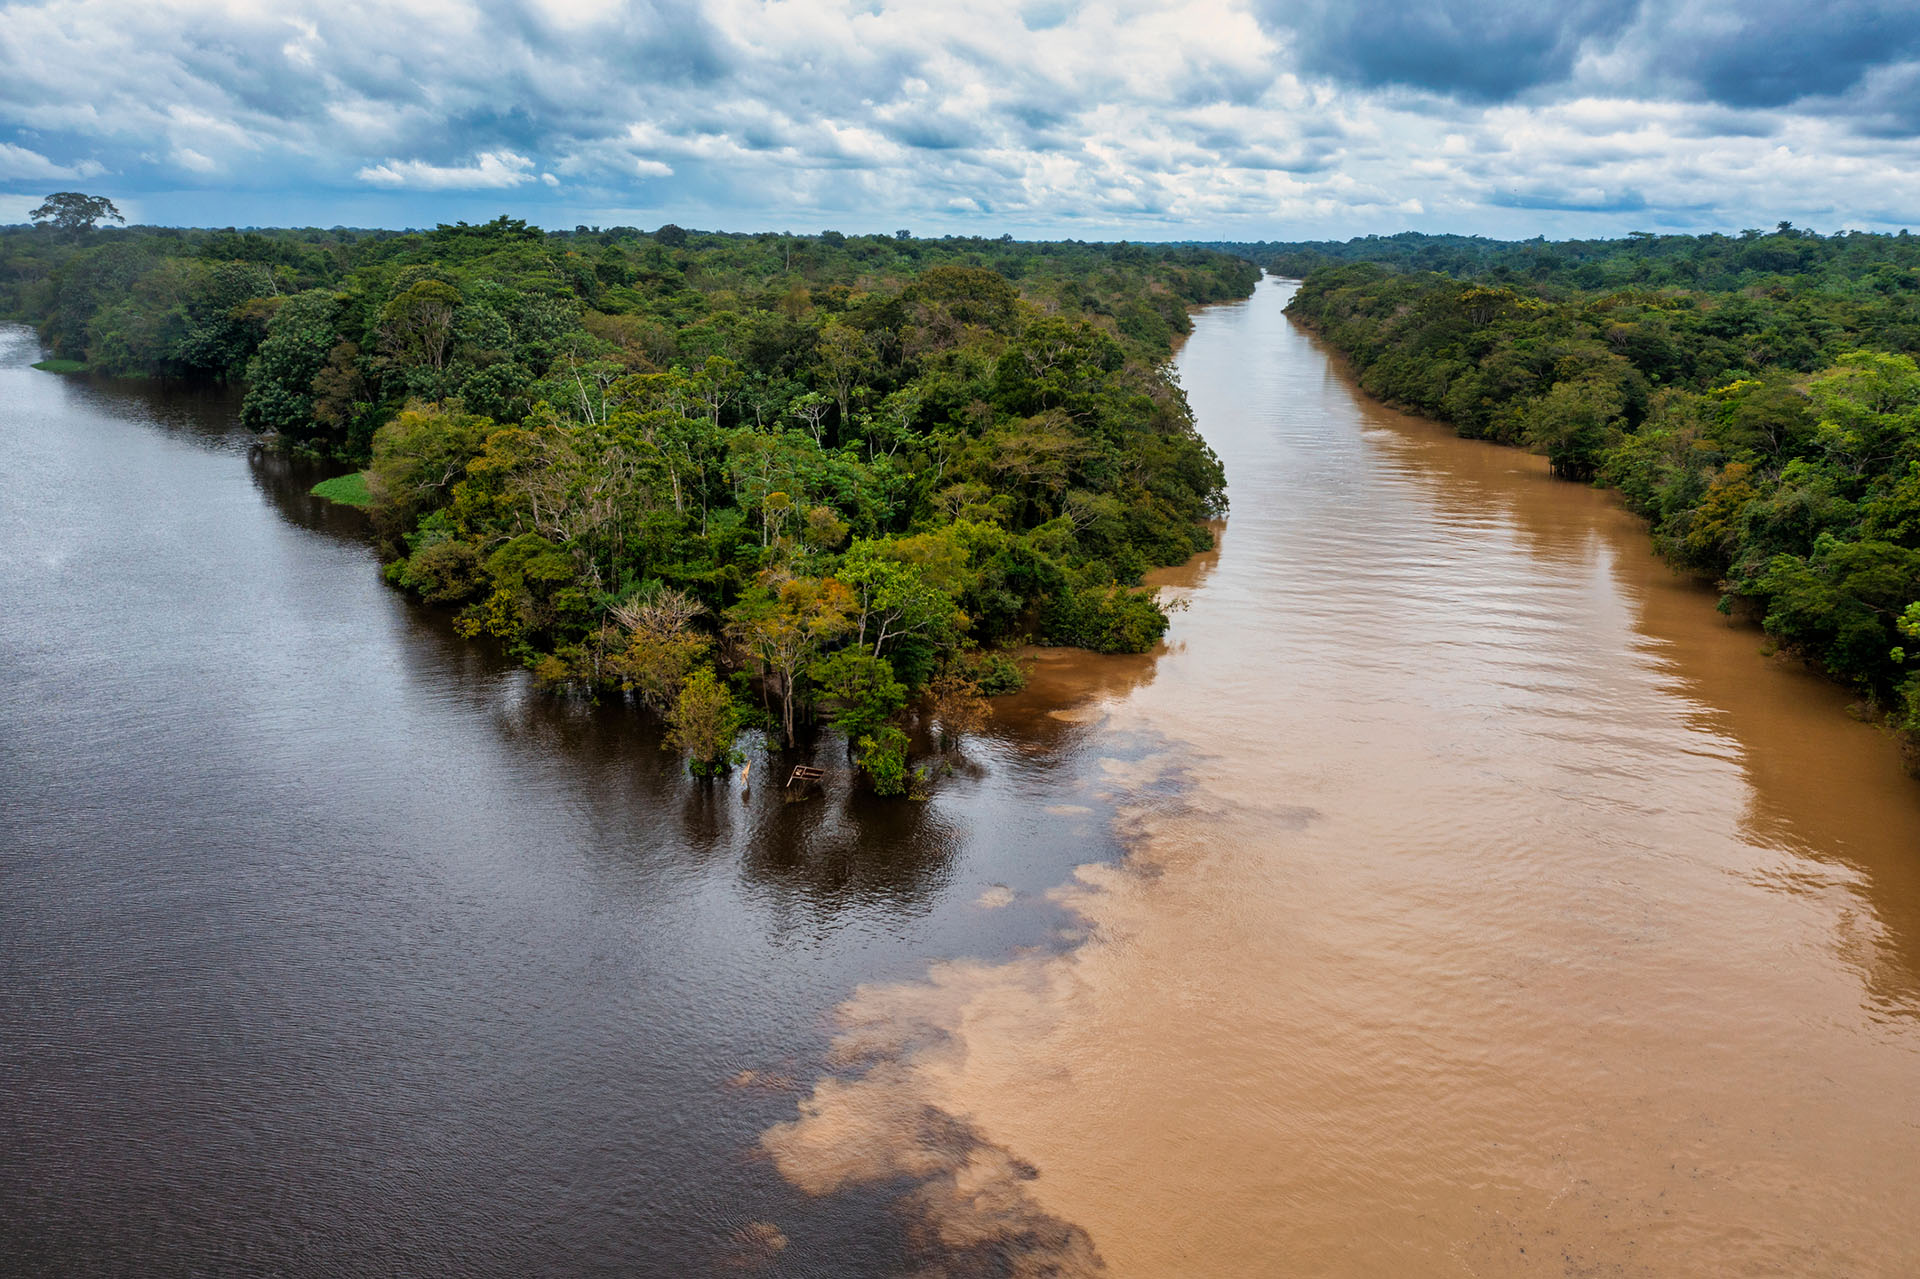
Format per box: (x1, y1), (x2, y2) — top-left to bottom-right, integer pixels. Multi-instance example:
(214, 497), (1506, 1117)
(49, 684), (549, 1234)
(610, 587), (710, 712)
(31, 192), (124, 232)
(839, 540), (962, 658)
(928, 669), (990, 751)
(811, 649), (906, 741)
(814, 320), (874, 427)
(690, 355), (742, 428)
(665, 667), (742, 776)
(790, 390), (833, 444)
(242, 289), (343, 443)
(1757, 537), (1920, 688)
(725, 573), (855, 743)
(1525, 375), (1625, 481)
(378, 279), (461, 373)
(366, 402), (494, 545)
(855, 725), (911, 795)
(1812, 352), (1920, 477)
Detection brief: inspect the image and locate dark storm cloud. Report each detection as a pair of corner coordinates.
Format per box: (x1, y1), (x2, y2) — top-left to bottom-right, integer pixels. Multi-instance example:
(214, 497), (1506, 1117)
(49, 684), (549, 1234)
(1260, 0), (1920, 124)
(1632, 0), (1920, 109)
(1840, 63), (1920, 137)
(1264, 0), (1640, 102)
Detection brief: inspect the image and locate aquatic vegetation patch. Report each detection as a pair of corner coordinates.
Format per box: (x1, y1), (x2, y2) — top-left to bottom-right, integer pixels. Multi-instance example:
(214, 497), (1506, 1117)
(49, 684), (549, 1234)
(309, 470), (372, 508)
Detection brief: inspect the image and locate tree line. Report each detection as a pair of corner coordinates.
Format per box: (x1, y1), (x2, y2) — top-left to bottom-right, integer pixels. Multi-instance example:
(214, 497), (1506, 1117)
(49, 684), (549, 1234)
(1, 211), (1259, 789)
(1277, 229), (1920, 766)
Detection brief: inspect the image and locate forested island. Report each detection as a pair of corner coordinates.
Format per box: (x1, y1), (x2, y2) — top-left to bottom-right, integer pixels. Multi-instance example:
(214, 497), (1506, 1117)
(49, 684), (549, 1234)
(13, 211), (1918, 777)
(1246, 227), (1920, 767)
(1, 213), (1257, 788)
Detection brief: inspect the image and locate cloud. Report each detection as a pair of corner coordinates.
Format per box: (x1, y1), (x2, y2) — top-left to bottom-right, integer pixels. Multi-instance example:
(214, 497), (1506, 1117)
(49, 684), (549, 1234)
(1259, 0), (1920, 119)
(1488, 184), (1649, 214)
(171, 147), (217, 174)
(0, 141), (102, 181)
(1617, 0), (1920, 110)
(357, 150), (538, 190)
(0, 0), (1914, 237)
(1267, 0), (1638, 103)
(1840, 61), (1920, 137)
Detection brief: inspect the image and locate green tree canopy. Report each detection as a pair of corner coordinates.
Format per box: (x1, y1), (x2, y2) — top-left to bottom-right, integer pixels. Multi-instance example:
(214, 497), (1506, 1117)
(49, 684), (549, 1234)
(31, 192), (124, 232)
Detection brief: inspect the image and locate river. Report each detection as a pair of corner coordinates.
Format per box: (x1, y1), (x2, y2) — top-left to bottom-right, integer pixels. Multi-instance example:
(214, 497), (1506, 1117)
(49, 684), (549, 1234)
(5, 276), (1920, 1276)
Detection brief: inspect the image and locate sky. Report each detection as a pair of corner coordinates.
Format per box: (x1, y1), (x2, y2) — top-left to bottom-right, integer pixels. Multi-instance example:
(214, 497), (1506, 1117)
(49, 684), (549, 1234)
(1, 0), (1917, 240)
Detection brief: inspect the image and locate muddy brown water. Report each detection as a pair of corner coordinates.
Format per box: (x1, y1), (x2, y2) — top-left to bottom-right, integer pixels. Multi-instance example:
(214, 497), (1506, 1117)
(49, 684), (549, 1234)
(766, 278), (1920, 1275)
(5, 273), (1920, 1277)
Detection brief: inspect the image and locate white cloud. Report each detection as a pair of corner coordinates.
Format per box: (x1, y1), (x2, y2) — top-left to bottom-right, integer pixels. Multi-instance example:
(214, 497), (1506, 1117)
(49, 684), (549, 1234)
(0, 141), (102, 181)
(356, 150), (538, 190)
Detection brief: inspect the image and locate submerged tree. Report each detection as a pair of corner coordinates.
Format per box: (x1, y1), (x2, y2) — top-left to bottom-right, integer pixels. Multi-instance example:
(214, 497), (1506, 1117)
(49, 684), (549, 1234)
(928, 669), (991, 751)
(611, 586), (710, 713)
(855, 725), (911, 796)
(665, 667), (742, 776)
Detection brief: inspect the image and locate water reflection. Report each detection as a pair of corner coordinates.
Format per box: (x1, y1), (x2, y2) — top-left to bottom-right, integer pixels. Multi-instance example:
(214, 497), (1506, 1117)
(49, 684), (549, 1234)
(247, 444), (374, 538)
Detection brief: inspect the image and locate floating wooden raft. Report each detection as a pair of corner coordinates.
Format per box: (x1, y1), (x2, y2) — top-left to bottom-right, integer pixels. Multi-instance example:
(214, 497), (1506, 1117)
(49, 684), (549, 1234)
(786, 765), (827, 788)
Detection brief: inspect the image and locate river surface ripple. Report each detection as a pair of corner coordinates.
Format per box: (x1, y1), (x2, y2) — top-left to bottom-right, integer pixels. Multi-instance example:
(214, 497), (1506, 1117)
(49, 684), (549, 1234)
(5, 276), (1920, 1277)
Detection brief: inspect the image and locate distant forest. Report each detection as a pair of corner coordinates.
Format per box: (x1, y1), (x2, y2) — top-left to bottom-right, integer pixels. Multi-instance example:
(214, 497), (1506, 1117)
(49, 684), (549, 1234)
(1226, 226), (1920, 763)
(0, 216), (1258, 787)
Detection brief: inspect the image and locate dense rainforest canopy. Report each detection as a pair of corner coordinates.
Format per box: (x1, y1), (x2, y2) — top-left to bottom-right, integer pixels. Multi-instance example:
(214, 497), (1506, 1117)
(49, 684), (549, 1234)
(1262, 227), (1920, 762)
(1, 216), (1258, 788)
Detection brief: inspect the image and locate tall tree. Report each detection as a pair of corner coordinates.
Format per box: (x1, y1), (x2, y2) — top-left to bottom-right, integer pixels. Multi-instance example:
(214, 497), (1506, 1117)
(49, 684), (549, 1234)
(31, 192), (124, 232)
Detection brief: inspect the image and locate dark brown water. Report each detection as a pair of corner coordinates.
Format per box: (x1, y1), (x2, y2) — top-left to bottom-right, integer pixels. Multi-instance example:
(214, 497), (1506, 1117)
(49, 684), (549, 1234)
(7, 273), (1920, 1277)
(0, 326), (1161, 1276)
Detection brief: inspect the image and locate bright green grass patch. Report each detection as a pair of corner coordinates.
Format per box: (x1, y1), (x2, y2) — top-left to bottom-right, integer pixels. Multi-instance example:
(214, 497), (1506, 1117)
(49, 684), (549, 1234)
(31, 358), (86, 374)
(310, 471), (372, 508)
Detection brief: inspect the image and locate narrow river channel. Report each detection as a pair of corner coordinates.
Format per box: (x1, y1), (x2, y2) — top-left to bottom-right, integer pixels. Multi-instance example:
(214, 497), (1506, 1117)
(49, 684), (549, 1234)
(4, 276), (1919, 1277)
